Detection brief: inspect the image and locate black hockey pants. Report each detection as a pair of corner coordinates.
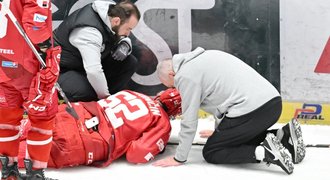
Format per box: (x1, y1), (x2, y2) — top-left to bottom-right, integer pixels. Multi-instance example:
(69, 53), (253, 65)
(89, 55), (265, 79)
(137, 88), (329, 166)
(58, 55), (138, 102)
(202, 96), (282, 164)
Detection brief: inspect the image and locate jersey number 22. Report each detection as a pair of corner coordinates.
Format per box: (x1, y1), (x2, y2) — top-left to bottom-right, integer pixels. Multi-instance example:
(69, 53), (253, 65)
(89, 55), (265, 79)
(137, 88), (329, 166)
(99, 91), (149, 129)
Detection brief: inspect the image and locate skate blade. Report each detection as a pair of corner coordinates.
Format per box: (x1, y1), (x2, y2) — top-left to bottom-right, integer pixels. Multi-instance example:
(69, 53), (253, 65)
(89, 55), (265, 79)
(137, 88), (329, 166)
(289, 119), (306, 163)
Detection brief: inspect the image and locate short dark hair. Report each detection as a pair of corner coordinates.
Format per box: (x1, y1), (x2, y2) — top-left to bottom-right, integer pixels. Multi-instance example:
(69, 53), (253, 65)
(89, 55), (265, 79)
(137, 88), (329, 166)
(108, 0), (141, 24)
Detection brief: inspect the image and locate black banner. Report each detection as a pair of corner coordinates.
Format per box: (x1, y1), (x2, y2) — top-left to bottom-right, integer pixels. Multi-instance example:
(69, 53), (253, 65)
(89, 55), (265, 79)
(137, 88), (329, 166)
(52, 0), (279, 96)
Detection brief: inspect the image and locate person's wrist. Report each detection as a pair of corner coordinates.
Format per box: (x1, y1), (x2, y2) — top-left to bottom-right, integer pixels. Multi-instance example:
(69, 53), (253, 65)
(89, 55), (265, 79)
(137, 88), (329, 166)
(37, 38), (51, 53)
(121, 42), (130, 52)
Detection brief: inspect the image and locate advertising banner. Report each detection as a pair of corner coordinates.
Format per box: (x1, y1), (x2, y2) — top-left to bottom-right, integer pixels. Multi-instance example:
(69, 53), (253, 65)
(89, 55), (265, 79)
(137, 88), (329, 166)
(279, 102), (330, 125)
(280, 0), (330, 102)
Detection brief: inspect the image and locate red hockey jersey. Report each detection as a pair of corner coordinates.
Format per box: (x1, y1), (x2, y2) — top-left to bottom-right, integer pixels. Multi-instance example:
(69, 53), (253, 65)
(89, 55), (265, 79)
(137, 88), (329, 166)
(18, 90), (172, 168)
(97, 90), (171, 165)
(0, 0), (52, 82)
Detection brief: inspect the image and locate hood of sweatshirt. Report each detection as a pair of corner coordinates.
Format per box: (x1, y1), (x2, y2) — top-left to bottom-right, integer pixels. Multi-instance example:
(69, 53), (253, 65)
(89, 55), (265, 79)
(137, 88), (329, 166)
(92, 0), (116, 34)
(172, 47), (205, 73)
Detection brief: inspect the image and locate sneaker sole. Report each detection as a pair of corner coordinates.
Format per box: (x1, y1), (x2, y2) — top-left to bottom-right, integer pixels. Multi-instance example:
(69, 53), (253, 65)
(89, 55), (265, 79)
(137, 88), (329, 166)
(289, 119), (306, 163)
(265, 133), (294, 174)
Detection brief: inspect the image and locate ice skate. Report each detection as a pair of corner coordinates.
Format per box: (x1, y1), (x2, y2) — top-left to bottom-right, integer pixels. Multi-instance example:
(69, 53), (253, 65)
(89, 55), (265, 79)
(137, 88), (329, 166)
(277, 118), (306, 163)
(0, 156), (24, 180)
(262, 133), (294, 175)
(23, 159), (56, 180)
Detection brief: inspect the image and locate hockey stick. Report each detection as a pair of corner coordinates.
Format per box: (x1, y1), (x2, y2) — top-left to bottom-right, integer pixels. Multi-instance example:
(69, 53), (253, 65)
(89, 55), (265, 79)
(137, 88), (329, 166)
(168, 142), (330, 148)
(0, 1), (79, 120)
(306, 144), (330, 148)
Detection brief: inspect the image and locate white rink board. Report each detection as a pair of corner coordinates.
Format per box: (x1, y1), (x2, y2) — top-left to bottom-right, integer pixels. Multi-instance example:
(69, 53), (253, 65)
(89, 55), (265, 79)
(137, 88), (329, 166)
(280, 0), (330, 102)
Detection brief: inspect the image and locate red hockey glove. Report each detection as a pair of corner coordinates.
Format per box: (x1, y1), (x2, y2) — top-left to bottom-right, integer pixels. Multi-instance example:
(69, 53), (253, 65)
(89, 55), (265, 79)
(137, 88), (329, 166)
(23, 46), (61, 119)
(40, 46), (61, 88)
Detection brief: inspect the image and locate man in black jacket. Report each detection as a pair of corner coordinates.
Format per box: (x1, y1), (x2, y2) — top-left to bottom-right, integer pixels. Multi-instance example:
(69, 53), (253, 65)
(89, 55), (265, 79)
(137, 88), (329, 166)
(54, 0), (140, 102)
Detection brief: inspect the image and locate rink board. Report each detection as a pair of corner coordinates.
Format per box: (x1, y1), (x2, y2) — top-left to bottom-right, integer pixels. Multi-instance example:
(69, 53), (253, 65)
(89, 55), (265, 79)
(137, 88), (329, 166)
(198, 101), (330, 125)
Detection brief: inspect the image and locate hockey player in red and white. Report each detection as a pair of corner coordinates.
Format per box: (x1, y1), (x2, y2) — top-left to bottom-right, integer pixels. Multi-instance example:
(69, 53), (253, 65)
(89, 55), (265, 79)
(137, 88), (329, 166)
(0, 0), (60, 179)
(17, 88), (182, 168)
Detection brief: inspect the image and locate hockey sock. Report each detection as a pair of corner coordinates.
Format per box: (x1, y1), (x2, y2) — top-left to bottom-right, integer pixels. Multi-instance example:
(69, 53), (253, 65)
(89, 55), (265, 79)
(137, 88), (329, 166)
(255, 145), (265, 161)
(26, 116), (54, 169)
(0, 108), (24, 164)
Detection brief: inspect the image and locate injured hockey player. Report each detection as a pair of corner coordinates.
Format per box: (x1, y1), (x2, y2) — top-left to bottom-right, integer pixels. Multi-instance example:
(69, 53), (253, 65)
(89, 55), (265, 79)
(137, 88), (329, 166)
(17, 88), (182, 168)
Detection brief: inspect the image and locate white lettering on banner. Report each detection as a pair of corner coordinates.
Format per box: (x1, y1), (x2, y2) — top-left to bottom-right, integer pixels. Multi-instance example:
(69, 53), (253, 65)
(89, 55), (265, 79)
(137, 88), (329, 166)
(131, 0), (215, 85)
(0, 0), (10, 38)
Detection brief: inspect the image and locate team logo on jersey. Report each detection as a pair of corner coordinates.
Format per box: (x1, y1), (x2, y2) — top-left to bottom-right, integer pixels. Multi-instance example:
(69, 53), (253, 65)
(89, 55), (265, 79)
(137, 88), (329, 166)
(37, 0), (49, 8)
(33, 13), (47, 22)
(1, 60), (18, 68)
(87, 152), (94, 164)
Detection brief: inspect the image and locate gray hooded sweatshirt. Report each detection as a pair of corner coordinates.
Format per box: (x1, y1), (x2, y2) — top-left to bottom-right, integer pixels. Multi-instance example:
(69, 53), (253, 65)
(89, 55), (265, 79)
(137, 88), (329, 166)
(69, 0), (132, 99)
(173, 47), (280, 162)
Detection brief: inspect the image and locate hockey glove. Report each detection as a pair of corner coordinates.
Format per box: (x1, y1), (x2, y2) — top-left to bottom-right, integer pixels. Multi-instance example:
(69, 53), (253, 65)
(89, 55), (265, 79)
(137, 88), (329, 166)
(112, 37), (132, 61)
(23, 46), (61, 119)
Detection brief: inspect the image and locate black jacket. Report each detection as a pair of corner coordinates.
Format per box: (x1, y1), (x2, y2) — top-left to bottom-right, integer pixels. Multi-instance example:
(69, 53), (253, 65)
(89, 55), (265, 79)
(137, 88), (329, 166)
(54, 4), (119, 73)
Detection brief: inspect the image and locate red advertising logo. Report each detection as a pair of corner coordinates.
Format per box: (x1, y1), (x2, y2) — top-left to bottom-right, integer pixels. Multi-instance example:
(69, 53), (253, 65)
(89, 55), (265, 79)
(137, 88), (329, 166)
(314, 37), (330, 73)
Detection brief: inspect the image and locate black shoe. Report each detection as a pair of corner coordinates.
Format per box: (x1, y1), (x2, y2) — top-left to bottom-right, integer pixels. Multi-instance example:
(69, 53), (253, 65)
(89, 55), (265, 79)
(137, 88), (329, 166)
(23, 159), (57, 180)
(277, 118), (306, 164)
(262, 133), (294, 175)
(0, 156), (24, 180)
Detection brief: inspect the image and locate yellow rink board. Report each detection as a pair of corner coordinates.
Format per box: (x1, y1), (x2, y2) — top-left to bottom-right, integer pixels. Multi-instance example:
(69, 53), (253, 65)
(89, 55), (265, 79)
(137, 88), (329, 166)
(37, 100), (330, 125)
(198, 101), (330, 125)
(279, 101), (330, 125)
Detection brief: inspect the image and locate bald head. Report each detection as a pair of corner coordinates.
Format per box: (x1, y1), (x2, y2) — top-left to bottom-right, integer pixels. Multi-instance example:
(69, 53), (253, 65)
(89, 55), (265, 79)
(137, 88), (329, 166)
(157, 59), (175, 87)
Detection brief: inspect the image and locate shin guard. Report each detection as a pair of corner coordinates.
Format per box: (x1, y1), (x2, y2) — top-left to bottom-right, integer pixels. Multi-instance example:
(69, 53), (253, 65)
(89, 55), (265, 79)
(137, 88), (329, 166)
(25, 116), (54, 169)
(0, 108), (24, 160)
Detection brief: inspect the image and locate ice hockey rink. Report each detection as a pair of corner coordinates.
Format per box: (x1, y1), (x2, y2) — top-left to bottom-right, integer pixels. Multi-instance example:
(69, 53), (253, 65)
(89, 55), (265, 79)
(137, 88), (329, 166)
(41, 118), (330, 180)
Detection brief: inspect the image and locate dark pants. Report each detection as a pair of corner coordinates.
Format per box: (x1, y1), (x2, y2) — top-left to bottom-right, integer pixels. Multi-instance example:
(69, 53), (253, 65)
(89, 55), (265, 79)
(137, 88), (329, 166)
(58, 55), (138, 102)
(202, 97), (282, 164)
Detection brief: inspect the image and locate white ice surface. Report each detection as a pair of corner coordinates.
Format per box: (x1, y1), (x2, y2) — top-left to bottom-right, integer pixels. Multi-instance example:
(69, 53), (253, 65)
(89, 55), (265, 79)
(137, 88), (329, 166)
(12, 119), (330, 179)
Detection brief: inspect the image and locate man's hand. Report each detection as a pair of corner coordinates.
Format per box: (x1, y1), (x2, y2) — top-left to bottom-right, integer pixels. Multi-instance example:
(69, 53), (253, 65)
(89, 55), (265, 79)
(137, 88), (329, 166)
(199, 130), (214, 138)
(152, 156), (183, 167)
(112, 38), (132, 61)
